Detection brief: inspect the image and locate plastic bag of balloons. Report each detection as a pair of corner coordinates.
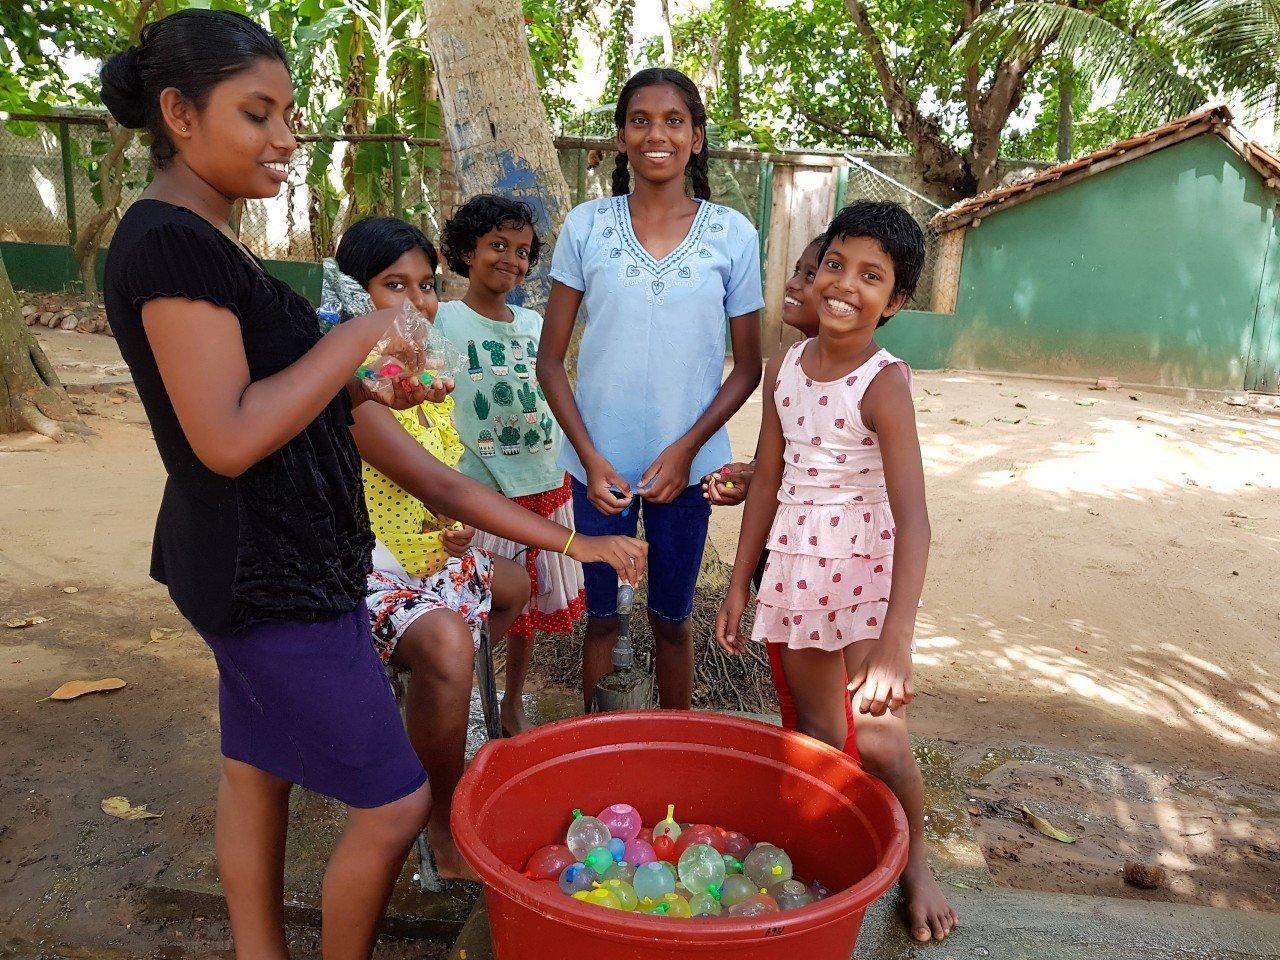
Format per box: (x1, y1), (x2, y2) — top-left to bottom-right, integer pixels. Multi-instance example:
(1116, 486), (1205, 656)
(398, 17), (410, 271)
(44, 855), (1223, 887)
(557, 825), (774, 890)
(317, 258), (374, 332)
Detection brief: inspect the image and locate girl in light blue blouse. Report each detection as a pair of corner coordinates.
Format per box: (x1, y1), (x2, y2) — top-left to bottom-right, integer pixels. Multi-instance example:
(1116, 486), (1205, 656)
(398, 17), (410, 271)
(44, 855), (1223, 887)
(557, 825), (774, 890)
(538, 67), (764, 710)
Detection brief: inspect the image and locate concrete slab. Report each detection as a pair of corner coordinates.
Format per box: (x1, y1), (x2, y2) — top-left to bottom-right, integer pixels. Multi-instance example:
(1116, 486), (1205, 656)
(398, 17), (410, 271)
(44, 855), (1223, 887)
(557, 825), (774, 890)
(854, 885), (1280, 959)
(445, 886), (1280, 960)
(144, 786), (479, 939)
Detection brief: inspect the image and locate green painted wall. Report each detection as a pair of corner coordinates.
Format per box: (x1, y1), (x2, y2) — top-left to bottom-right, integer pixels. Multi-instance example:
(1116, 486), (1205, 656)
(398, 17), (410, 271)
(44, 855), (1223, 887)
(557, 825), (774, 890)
(1, 241), (322, 304)
(883, 136), (1278, 390)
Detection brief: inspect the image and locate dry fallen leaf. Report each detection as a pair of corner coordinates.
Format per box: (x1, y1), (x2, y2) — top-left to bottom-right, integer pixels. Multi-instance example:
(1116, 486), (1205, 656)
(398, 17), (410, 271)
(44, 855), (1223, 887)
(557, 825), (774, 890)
(47, 677), (126, 701)
(101, 796), (162, 821)
(61, 586), (79, 594)
(4, 616), (51, 629)
(1022, 806), (1076, 843)
(148, 628), (183, 643)
(1224, 510), (1251, 519)
(950, 417), (976, 427)
(1074, 399), (1099, 407)
(1014, 402), (1028, 409)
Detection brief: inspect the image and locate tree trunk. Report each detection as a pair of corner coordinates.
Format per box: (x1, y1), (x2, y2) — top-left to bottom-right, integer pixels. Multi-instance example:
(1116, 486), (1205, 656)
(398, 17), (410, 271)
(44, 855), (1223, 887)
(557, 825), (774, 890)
(72, 121), (131, 296)
(606, 0), (635, 102)
(657, 0), (674, 63)
(1057, 59), (1074, 162)
(341, 23), (371, 230)
(0, 255), (91, 440)
(423, 0), (774, 712)
(72, 0), (161, 294)
(723, 0), (747, 123)
(422, 0), (572, 311)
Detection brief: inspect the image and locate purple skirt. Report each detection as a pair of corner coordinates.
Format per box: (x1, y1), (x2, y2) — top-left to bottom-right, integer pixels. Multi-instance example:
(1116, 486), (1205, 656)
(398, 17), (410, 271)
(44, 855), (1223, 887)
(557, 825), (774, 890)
(200, 607), (426, 808)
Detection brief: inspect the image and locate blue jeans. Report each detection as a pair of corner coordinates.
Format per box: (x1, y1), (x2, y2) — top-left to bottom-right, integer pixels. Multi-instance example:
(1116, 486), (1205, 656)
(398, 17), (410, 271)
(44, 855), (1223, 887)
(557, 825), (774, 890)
(570, 478), (710, 622)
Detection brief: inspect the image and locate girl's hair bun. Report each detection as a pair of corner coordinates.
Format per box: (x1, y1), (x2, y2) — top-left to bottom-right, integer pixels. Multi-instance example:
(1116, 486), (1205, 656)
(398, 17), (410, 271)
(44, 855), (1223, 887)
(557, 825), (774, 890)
(99, 46), (148, 129)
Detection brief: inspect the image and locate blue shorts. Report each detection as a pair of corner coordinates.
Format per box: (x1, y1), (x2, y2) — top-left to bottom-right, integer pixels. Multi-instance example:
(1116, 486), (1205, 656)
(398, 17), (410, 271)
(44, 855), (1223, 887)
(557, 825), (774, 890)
(570, 478), (710, 623)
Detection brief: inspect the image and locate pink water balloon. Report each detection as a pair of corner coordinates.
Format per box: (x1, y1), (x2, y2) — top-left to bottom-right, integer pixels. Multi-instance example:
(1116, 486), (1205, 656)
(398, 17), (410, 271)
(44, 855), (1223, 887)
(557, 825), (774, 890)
(622, 837), (657, 867)
(597, 803), (642, 843)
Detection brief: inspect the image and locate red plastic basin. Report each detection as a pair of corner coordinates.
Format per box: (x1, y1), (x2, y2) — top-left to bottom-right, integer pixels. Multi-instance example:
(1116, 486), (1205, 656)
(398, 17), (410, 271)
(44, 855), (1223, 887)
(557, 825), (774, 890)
(452, 710), (908, 960)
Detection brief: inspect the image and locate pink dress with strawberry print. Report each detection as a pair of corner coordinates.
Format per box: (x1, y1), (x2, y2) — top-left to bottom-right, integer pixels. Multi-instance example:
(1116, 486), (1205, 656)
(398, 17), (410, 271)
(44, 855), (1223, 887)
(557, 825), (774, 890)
(752, 340), (911, 651)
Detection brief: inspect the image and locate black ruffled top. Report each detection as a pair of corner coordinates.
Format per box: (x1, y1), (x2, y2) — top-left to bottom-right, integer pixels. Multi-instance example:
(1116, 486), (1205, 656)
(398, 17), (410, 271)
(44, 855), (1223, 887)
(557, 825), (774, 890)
(103, 199), (372, 635)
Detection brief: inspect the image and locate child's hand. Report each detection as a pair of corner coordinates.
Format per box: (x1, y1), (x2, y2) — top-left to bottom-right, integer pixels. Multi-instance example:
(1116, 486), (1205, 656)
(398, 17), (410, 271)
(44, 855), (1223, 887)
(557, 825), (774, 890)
(702, 461), (754, 506)
(354, 374), (431, 410)
(585, 457), (633, 516)
(846, 630), (915, 717)
(419, 374), (454, 405)
(638, 441), (695, 504)
(715, 585), (751, 655)
(568, 534), (647, 586)
(441, 523), (475, 557)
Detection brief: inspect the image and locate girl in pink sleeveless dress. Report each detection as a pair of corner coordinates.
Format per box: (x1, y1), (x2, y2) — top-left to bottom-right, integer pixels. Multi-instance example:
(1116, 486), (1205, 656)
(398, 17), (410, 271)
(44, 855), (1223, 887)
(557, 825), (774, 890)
(718, 202), (958, 942)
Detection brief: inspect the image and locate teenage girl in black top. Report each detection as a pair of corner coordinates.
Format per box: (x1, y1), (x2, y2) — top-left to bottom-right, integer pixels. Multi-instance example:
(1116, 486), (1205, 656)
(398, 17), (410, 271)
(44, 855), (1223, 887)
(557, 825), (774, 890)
(100, 11), (644, 958)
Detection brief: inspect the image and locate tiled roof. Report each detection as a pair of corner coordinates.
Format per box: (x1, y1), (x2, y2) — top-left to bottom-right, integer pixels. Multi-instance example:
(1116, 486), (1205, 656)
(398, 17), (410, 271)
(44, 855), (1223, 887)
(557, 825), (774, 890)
(931, 105), (1280, 233)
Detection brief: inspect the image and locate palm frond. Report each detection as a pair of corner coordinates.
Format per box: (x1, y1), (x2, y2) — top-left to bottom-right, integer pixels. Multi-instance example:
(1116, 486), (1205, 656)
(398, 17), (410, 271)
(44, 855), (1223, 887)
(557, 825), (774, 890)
(1159, 0), (1280, 109)
(959, 2), (1208, 129)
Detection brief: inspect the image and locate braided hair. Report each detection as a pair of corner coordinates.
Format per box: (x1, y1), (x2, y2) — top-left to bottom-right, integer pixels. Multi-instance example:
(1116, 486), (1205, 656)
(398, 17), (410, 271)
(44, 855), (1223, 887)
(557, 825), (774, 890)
(611, 68), (712, 202)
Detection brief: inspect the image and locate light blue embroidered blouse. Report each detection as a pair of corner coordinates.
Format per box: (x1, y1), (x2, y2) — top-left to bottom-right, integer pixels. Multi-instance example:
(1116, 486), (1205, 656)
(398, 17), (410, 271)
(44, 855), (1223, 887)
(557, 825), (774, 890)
(549, 195), (764, 488)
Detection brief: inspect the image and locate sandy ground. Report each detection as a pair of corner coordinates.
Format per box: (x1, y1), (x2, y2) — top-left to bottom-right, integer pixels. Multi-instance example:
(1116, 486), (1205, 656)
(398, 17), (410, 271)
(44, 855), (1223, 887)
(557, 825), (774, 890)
(2, 328), (1278, 956)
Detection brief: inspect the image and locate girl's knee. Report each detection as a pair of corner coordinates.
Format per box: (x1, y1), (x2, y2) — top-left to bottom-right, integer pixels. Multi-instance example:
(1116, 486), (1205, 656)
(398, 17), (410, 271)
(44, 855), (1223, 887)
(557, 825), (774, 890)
(797, 718), (847, 751)
(358, 782), (431, 849)
(491, 558), (531, 610)
(399, 615), (475, 683)
(856, 724), (916, 782)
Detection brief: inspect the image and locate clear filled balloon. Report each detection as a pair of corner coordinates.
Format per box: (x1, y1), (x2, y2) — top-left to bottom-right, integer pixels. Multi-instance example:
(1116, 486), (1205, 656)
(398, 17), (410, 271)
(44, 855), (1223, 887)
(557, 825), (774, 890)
(603, 861), (637, 884)
(689, 890), (723, 917)
(566, 809), (613, 861)
(653, 804), (683, 842)
(718, 873), (759, 908)
(523, 844), (576, 881)
(558, 863), (598, 896)
(677, 843), (726, 895)
(769, 878), (818, 911)
(727, 893), (781, 917)
(632, 861), (677, 902)
(597, 803), (643, 842)
(743, 844), (794, 888)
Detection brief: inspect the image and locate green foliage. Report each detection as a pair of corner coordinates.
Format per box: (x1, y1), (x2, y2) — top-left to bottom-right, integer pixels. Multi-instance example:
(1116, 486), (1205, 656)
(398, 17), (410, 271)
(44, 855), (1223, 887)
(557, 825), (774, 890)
(523, 0), (596, 127)
(492, 380), (515, 407)
(473, 391), (490, 421)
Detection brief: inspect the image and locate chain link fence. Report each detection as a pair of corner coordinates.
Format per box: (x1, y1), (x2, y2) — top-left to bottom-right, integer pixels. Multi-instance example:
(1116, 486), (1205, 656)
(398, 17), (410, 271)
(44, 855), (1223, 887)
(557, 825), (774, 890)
(1, 112), (950, 306)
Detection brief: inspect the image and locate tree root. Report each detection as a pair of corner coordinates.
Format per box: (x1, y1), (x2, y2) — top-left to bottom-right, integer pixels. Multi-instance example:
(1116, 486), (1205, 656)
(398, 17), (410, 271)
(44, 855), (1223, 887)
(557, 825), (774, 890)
(514, 548), (779, 715)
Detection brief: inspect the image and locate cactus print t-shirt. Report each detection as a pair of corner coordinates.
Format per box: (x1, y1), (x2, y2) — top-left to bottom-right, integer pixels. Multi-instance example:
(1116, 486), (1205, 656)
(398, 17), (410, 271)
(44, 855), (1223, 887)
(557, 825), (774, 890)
(434, 299), (566, 498)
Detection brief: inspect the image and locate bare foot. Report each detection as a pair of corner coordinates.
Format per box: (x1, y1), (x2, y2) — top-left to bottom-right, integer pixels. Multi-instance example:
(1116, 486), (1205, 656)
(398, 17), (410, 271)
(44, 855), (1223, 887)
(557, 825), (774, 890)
(428, 823), (480, 882)
(500, 695), (534, 737)
(901, 853), (957, 942)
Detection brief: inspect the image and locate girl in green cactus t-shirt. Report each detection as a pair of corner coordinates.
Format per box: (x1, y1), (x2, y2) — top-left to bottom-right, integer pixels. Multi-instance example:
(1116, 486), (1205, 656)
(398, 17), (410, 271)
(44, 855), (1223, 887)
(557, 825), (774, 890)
(437, 300), (564, 496)
(434, 195), (585, 692)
